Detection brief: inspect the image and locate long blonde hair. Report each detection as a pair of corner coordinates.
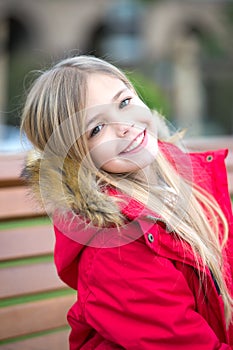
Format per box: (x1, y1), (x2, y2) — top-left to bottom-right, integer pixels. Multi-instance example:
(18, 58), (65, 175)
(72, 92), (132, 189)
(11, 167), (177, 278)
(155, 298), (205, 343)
(21, 55), (233, 326)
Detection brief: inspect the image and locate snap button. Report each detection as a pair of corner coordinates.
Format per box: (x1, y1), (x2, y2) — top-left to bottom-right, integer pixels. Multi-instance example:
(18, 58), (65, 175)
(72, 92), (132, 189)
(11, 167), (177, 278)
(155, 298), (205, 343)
(148, 233), (154, 243)
(206, 155), (213, 162)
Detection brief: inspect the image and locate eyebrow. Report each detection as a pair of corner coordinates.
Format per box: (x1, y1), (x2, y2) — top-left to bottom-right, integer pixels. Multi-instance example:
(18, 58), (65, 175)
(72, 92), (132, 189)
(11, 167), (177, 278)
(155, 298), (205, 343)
(86, 114), (101, 131)
(112, 88), (129, 102)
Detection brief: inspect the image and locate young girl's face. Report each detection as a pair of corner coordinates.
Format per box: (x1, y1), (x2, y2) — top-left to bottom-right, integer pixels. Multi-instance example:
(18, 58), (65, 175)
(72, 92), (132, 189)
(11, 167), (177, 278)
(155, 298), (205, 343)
(85, 73), (158, 174)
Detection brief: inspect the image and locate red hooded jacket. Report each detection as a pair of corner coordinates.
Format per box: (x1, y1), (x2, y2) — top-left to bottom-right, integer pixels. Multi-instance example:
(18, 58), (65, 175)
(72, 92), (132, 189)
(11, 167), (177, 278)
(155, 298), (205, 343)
(53, 144), (233, 349)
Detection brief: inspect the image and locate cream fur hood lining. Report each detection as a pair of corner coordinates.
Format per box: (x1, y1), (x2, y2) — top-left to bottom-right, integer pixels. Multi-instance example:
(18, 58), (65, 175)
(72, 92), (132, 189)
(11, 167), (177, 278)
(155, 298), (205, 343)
(21, 153), (125, 227)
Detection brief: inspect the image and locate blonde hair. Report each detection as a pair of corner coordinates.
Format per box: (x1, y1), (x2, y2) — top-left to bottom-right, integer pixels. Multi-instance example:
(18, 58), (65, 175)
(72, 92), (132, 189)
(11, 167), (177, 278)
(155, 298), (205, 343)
(21, 55), (232, 326)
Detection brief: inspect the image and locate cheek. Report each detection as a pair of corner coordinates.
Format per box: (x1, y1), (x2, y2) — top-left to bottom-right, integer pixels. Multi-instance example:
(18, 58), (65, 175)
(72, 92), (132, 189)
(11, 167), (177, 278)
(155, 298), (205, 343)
(90, 142), (115, 169)
(101, 158), (141, 174)
(147, 132), (158, 158)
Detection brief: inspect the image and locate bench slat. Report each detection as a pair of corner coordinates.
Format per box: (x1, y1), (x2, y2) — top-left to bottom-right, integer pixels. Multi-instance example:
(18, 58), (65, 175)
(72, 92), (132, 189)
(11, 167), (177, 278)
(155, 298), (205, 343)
(0, 187), (45, 220)
(0, 225), (54, 261)
(0, 153), (26, 186)
(228, 173), (233, 194)
(185, 136), (233, 151)
(0, 262), (66, 299)
(0, 294), (75, 340)
(0, 329), (70, 350)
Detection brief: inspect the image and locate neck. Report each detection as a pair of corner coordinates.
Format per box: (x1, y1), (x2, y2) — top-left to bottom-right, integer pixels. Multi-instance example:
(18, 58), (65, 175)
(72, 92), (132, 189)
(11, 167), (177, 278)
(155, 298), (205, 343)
(133, 164), (158, 188)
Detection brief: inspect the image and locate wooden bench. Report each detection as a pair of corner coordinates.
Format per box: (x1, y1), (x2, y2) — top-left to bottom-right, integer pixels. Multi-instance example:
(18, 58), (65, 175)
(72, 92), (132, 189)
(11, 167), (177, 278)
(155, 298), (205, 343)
(0, 152), (76, 350)
(0, 137), (232, 349)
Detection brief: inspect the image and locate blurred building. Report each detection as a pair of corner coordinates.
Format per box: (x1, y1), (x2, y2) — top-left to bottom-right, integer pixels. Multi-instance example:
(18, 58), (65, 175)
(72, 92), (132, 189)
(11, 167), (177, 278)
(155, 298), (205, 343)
(0, 0), (233, 150)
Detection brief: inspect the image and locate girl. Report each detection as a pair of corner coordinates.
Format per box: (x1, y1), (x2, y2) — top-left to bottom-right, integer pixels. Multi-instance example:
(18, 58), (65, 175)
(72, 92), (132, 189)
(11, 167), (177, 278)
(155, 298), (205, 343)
(21, 55), (233, 349)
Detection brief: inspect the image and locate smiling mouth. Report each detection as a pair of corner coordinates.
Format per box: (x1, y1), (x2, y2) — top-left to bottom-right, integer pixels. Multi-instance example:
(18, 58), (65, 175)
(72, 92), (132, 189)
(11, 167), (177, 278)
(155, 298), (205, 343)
(121, 130), (146, 154)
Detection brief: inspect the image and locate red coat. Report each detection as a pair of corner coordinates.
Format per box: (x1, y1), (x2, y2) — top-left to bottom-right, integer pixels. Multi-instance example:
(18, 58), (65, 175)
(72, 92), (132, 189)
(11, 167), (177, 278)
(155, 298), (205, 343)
(54, 145), (233, 349)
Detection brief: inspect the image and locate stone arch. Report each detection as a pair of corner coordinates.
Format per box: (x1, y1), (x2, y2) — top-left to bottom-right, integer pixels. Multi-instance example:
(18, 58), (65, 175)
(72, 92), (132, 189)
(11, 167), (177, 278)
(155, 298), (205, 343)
(143, 2), (230, 135)
(0, 3), (40, 128)
(6, 16), (31, 53)
(143, 1), (229, 60)
(84, 0), (144, 66)
(0, 1), (41, 50)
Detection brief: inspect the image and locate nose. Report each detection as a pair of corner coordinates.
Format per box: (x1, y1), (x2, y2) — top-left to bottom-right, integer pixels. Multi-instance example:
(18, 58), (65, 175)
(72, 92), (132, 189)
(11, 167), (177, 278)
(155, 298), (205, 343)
(114, 122), (133, 137)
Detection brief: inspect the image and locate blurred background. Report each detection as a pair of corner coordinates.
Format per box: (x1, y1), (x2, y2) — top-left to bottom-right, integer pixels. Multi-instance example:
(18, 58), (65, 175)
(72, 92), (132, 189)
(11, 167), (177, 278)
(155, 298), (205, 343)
(0, 0), (233, 152)
(1, 3), (232, 348)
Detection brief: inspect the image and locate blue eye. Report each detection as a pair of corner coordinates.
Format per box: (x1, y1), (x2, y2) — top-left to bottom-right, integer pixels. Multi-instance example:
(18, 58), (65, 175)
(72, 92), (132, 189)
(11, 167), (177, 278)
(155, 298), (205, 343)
(119, 98), (131, 109)
(90, 124), (104, 137)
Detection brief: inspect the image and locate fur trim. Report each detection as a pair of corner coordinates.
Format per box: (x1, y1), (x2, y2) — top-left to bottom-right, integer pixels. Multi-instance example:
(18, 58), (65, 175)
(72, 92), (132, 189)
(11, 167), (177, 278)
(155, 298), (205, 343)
(22, 152), (123, 227)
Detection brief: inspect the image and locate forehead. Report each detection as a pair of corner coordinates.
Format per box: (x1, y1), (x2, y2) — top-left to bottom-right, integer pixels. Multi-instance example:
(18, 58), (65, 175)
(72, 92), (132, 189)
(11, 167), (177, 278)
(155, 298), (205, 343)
(86, 73), (128, 108)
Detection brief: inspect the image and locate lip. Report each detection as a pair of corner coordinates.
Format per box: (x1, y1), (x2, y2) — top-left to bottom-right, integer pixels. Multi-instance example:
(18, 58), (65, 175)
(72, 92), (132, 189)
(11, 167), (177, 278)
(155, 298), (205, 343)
(120, 130), (147, 155)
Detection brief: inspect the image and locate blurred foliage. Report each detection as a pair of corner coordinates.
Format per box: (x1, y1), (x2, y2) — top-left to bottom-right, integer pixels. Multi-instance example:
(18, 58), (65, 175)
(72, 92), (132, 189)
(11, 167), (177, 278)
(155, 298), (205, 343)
(138, 0), (159, 3)
(225, 2), (233, 24)
(125, 70), (170, 117)
(200, 33), (226, 58)
(7, 52), (43, 126)
(7, 54), (171, 126)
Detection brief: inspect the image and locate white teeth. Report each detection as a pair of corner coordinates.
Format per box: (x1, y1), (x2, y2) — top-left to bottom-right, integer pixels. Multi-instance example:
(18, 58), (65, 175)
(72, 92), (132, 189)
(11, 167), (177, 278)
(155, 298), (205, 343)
(124, 132), (144, 153)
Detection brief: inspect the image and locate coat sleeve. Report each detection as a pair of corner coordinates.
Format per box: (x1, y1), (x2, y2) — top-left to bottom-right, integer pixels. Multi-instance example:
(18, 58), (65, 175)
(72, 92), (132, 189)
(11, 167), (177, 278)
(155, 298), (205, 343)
(83, 237), (231, 350)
